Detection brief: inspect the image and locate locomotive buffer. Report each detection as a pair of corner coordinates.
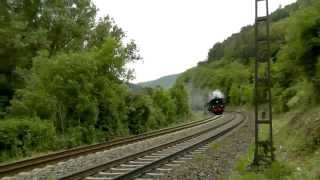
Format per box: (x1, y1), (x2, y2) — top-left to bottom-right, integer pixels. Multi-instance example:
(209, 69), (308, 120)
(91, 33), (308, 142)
(253, 0), (274, 166)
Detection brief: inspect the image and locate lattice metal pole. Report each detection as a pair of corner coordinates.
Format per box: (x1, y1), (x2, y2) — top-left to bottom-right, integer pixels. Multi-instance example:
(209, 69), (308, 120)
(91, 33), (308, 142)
(253, 0), (274, 166)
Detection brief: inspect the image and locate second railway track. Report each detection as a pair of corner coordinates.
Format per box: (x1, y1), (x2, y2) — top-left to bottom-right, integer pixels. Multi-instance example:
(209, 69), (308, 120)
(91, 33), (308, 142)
(0, 115), (221, 178)
(63, 112), (246, 180)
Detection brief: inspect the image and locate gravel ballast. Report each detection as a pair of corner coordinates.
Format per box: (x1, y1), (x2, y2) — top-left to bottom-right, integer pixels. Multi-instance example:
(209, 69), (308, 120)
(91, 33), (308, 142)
(158, 112), (254, 180)
(2, 114), (233, 180)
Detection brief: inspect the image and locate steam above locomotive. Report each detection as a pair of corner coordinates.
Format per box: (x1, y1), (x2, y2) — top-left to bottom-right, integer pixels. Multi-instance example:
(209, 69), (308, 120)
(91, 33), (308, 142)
(207, 90), (225, 115)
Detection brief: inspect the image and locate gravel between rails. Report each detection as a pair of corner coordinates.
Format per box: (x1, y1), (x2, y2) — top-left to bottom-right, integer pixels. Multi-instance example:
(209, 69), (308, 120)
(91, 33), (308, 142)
(158, 112), (254, 180)
(1, 114), (232, 180)
(85, 113), (242, 180)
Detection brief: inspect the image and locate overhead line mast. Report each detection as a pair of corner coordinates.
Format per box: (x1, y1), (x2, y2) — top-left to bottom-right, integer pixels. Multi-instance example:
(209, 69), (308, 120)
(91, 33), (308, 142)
(253, 0), (274, 166)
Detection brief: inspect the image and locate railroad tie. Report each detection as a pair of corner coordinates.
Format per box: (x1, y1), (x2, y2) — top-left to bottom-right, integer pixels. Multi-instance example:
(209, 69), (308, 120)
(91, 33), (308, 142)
(146, 172), (165, 176)
(195, 149), (206, 152)
(156, 168), (172, 171)
(121, 164), (144, 167)
(144, 155), (163, 158)
(111, 167), (135, 171)
(99, 172), (124, 175)
(138, 158), (156, 161)
(152, 153), (169, 156)
(129, 161), (150, 164)
(180, 157), (193, 160)
(191, 151), (202, 154)
(165, 163), (180, 167)
(85, 177), (113, 180)
(172, 160), (186, 163)
(184, 154), (194, 157)
(198, 147), (208, 150)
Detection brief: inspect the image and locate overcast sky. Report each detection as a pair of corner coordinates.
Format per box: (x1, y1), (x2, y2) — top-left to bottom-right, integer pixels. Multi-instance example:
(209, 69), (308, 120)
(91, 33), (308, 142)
(93, 0), (297, 83)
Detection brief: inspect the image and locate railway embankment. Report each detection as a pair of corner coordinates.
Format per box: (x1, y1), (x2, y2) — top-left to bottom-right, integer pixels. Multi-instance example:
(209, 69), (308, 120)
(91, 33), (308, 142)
(230, 107), (320, 179)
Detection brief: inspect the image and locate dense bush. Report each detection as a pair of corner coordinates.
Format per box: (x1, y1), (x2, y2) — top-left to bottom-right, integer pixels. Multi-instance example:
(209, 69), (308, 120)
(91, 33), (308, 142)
(127, 93), (158, 134)
(151, 88), (177, 124)
(170, 82), (190, 119)
(126, 86), (190, 135)
(0, 118), (56, 162)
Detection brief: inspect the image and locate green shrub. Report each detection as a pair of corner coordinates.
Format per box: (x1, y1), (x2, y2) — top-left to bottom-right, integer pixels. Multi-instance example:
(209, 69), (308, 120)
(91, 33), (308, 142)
(127, 93), (157, 134)
(150, 87), (177, 125)
(170, 81), (190, 119)
(60, 126), (105, 149)
(0, 118), (57, 162)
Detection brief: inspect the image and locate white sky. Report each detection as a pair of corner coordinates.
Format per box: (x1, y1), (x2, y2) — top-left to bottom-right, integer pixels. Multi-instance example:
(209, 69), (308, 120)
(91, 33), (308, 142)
(93, 0), (297, 83)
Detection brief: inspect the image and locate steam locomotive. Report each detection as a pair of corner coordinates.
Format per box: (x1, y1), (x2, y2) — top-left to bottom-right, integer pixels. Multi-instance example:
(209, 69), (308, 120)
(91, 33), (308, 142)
(207, 90), (225, 115)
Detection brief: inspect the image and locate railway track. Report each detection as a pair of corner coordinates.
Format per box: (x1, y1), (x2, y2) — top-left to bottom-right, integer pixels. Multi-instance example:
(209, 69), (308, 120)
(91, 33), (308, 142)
(0, 115), (221, 178)
(62, 112), (245, 180)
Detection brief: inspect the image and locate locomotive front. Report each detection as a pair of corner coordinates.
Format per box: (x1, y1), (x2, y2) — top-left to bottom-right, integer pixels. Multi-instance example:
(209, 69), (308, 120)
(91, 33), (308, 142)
(207, 90), (225, 115)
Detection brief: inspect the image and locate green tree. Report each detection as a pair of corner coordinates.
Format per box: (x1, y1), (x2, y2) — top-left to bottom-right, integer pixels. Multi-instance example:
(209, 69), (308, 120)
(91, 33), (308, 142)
(170, 82), (190, 119)
(208, 42), (224, 61)
(9, 36), (138, 136)
(126, 93), (157, 134)
(0, 0), (98, 109)
(150, 87), (177, 125)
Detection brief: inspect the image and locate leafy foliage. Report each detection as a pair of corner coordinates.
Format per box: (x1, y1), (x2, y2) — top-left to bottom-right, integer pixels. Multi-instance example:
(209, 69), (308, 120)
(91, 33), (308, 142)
(273, 0), (320, 111)
(179, 0), (320, 113)
(0, 0), (96, 89)
(0, 118), (56, 161)
(170, 82), (190, 119)
(0, 1), (191, 162)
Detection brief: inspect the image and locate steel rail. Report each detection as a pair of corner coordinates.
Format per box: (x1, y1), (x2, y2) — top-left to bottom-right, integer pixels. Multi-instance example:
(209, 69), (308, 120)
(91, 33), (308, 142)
(118, 112), (245, 180)
(62, 112), (242, 180)
(0, 115), (220, 177)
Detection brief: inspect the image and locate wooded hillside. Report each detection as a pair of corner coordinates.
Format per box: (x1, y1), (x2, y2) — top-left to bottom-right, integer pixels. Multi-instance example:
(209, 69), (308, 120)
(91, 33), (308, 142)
(139, 74), (180, 89)
(179, 0), (320, 113)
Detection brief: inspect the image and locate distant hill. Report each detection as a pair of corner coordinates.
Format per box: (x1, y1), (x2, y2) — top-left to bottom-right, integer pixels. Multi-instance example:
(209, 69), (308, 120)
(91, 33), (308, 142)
(127, 83), (144, 93)
(138, 74), (180, 89)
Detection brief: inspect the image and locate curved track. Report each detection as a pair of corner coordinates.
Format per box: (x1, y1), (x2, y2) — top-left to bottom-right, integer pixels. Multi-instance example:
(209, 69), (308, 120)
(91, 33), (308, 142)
(0, 115), (220, 178)
(63, 112), (246, 180)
